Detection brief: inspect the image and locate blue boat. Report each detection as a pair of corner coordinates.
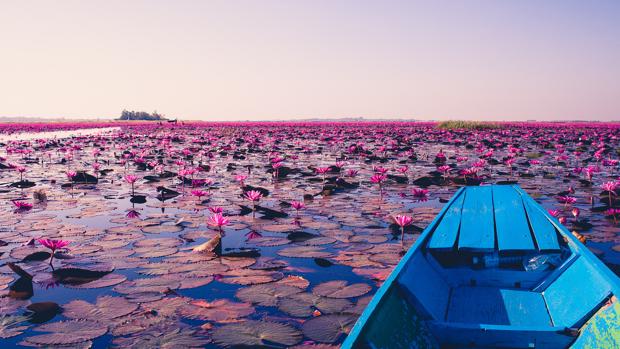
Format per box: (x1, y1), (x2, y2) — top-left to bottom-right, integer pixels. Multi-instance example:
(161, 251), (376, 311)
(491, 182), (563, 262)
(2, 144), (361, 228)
(342, 185), (620, 349)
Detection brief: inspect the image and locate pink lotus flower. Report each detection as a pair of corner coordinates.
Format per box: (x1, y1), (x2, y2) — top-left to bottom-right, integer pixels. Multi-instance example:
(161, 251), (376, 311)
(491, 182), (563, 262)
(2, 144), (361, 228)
(557, 196), (577, 206)
(235, 175), (248, 185)
(437, 165), (451, 174)
(373, 166), (388, 174)
(315, 167), (330, 175)
(245, 190), (263, 202)
(38, 238), (70, 266)
(548, 209), (561, 218)
(370, 174), (386, 184)
(125, 174), (138, 195)
(12, 200), (33, 211)
(396, 166), (409, 174)
(126, 210), (141, 219)
(207, 213), (229, 232)
(66, 170), (77, 180)
(191, 189), (209, 200)
(291, 201), (305, 216)
(346, 169), (359, 177)
(394, 215), (413, 227)
(394, 214), (413, 250)
(605, 208), (620, 224)
(209, 206), (224, 214)
(601, 181), (618, 207)
(411, 188), (429, 200)
(124, 174), (138, 184)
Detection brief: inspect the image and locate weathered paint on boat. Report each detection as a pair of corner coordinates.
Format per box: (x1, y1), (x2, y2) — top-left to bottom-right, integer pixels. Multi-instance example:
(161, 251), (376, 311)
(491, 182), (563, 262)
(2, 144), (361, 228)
(342, 185), (620, 349)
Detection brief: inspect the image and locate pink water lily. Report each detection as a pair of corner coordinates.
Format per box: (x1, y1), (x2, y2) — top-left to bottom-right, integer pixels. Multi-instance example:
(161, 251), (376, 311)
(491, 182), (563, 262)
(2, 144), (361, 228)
(557, 195), (577, 207)
(125, 174), (138, 195)
(291, 201), (305, 216)
(191, 189), (209, 200)
(601, 181), (618, 207)
(207, 213), (229, 232)
(245, 190), (263, 217)
(245, 190), (262, 202)
(235, 175), (248, 186)
(12, 200), (33, 212)
(346, 169), (359, 177)
(38, 238), (70, 266)
(126, 209), (141, 219)
(411, 188), (429, 199)
(209, 206), (224, 214)
(394, 214), (413, 250)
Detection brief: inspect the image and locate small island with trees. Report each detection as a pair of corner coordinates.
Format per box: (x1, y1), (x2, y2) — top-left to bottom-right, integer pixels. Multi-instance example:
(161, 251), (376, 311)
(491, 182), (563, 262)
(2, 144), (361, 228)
(117, 110), (168, 121)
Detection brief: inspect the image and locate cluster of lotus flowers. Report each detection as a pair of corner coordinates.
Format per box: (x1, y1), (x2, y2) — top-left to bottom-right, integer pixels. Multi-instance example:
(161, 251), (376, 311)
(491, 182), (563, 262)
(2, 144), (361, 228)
(0, 120), (618, 348)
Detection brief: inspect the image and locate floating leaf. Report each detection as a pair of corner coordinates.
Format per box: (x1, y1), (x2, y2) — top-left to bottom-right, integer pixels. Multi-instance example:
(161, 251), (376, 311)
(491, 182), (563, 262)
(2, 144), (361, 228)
(277, 246), (333, 258)
(111, 325), (210, 348)
(63, 296), (138, 321)
(66, 273), (127, 289)
(302, 314), (357, 343)
(279, 293), (352, 317)
(219, 269), (284, 285)
(0, 315), (30, 339)
(180, 299), (254, 322)
(212, 320), (302, 347)
(23, 320), (107, 345)
(312, 280), (372, 298)
(236, 283), (303, 306)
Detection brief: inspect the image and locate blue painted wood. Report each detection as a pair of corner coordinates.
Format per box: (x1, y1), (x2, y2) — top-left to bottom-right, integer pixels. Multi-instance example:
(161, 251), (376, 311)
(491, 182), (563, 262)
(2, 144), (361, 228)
(458, 186), (495, 251)
(543, 257), (612, 327)
(342, 185), (620, 349)
(340, 187), (466, 349)
(532, 253), (578, 293)
(500, 289), (553, 327)
(398, 252), (450, 320)
(493, 185), (535, 251)
(522, 197), (560, 251)
(446, 287), (551, 326)
(429, 322), (574, 348)
(427, 190), (465, 250)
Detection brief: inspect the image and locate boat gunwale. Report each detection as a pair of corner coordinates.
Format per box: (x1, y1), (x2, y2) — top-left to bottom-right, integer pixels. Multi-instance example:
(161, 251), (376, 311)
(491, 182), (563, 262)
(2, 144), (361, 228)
(341, 185), (620, 349)
(341, 187), (466, 348)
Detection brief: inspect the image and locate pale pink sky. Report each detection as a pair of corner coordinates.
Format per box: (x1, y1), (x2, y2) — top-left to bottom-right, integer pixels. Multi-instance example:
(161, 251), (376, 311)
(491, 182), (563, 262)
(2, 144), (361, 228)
(0, 1), (618, 121)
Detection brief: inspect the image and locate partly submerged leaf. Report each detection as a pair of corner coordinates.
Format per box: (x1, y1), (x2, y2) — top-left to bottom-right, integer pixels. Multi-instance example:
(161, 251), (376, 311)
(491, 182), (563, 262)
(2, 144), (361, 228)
(235, 283), (302, 306)
(302, 314), (357, 343)
(111, 325), (210, 348)
(63, 296), (138, 321)
(278, 293), (352, 317)
(179, 299), (254, 322)
(23, 320), (107, 345)
(0, 315), (31, 339)
(312, 280), (372, 299)
(212, 320), (302, 347)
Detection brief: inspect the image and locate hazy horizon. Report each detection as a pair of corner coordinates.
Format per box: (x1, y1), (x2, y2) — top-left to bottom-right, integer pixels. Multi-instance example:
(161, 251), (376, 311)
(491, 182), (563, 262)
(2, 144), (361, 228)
(1, 1), (619, 121)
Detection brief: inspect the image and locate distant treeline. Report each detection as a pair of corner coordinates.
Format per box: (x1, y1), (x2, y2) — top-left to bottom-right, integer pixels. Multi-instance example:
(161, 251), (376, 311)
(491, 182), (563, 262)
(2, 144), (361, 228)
(437, 120), (502, 130)
(118, 110), (167, 121)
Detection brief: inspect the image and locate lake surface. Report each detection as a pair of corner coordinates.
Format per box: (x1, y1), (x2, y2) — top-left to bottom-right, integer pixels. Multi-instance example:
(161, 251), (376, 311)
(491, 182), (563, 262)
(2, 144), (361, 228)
(0, 122), (617, 348)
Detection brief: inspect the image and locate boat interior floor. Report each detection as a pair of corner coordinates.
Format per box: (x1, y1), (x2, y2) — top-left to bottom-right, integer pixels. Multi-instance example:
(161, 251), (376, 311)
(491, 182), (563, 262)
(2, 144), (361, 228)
(397, 250), (614, 339)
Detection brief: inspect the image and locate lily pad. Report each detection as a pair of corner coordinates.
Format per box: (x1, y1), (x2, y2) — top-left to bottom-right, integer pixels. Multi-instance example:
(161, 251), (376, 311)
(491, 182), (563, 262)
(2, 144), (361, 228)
(23, 320), (108, 346)
(312, 280), (372, 298)
(301, 314), (357, 343)
(212, 320), (302, 347)
(63, 296), (138, 321)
